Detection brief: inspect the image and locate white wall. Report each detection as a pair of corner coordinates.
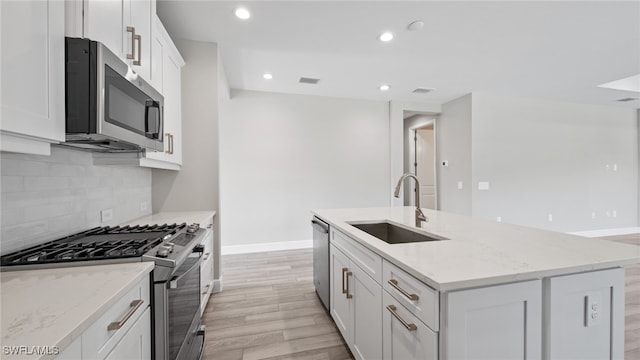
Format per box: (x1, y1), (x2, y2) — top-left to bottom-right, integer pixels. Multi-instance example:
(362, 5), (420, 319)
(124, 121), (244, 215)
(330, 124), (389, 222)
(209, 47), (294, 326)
(437, 94), (473, 215)
(437, 93), (638, 232)
(220, 90), (390, 247)
(1, 146), (152, 254)
(152, 39), (223, 280)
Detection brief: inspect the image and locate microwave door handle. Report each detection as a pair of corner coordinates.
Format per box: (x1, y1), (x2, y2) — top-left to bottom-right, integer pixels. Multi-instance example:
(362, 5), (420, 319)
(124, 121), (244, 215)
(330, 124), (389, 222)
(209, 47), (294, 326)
(145, 100), (161, 139)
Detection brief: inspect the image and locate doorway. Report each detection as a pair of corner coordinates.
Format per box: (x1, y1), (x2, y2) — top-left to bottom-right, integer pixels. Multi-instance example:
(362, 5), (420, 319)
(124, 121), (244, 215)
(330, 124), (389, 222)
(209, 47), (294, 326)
(403, 111), (438, 209)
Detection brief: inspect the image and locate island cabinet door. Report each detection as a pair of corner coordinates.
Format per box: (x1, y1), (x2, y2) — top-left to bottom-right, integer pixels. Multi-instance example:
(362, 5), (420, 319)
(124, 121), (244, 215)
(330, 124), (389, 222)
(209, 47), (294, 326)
(330, 244), (353, 343)
(351, 263), (382, 360)
(545, 268), (624, 360)
(442, 280), (542, 360)
(383, 291), (438, 360)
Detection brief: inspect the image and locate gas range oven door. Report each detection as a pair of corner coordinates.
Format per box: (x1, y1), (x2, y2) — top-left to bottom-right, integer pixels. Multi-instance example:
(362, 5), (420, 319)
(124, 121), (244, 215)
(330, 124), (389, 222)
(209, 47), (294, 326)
(155, 247), (205, 360)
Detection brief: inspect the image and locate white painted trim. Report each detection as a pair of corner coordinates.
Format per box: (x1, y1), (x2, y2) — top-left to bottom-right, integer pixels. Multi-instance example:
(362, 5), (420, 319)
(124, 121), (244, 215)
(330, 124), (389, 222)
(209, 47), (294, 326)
(568, 227), (640, 238)
(212, 278), (223, 293)
(221, 239), (313, 255)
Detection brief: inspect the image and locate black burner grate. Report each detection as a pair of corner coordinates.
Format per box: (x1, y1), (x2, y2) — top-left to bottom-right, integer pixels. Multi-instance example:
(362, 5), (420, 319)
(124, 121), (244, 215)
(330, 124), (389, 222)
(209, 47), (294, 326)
(0, 223), (187, 266)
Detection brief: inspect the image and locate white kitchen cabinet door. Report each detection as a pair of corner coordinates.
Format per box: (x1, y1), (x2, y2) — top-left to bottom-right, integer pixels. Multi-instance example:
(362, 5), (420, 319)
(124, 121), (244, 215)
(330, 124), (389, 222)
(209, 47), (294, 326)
(76, 0), (153, 81)
(330, 244), (352, 344)
(545, 268), (624, 360)
(123, 0), (152, 81)
(351, 262), (382, 360)
(140, 16), (184, 170)
(105, 307), (151, 360)
(383, 292), (437, 360)
(200, 223), (215, 315)
(54, 336), (82, 360)
(442, 280), (542, 360)
(0, 0), (65, 155)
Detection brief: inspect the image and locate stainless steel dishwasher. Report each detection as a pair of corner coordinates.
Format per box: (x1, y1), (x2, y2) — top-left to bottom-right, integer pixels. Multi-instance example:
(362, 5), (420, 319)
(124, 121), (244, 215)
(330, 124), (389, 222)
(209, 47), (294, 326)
(311, 216), (330, 311)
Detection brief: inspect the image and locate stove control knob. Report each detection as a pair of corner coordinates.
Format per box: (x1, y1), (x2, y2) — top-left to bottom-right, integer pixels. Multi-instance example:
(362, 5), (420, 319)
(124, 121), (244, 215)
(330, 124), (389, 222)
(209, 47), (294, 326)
(187, 223), (200, 234)
(156, 248), (170, 258)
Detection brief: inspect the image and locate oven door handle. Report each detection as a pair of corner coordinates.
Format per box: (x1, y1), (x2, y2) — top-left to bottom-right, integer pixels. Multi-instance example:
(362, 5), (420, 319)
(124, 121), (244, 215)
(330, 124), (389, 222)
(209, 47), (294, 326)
(169, 254), (203, 289)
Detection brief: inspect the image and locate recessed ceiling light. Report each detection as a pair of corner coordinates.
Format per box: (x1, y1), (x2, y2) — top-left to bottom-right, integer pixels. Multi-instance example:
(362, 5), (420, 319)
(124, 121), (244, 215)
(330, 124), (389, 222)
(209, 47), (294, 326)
(263, 73), (273, 80)
(378, 32), (394, 42)
(234, 7), (251, 20)
(379, 84), (391, 91)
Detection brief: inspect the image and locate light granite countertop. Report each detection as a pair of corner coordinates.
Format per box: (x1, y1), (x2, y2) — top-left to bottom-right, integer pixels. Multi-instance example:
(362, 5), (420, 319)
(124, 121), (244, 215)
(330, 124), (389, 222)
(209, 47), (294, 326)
(313, 207), (640, 291)
(0, 262), (154, 360)
(124, 211), (216, 228)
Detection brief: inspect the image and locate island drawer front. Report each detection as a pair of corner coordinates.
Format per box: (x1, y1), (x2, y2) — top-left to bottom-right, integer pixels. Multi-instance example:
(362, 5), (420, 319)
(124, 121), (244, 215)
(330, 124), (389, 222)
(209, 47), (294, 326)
(82, 276), (151, 359)
(331, 228), (382, 284)
(383, 260), (439, 331)
(383, 291), (438, 360)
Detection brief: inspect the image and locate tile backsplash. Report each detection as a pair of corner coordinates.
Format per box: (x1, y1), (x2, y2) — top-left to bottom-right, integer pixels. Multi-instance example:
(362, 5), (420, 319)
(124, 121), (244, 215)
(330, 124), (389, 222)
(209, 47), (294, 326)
(1, 146), (152, 255)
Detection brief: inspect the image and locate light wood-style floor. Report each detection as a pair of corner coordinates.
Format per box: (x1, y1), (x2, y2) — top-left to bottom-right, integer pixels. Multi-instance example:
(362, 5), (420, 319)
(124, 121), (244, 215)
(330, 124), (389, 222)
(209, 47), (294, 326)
(202, 249), (351, 360)
(204, 234), (640, 360)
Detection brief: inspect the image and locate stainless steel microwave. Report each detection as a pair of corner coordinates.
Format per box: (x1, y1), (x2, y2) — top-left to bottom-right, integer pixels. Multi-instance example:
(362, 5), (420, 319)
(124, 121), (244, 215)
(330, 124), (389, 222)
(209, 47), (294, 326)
(64, 37), (164, 152)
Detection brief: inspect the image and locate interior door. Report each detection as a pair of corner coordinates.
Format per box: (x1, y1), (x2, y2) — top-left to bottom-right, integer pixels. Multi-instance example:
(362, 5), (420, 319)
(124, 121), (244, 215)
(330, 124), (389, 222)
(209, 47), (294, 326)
(415, 128), (436, 209)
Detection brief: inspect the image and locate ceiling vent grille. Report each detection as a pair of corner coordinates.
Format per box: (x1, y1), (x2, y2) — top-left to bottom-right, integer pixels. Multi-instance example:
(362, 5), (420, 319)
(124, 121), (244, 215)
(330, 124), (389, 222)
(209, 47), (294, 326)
(299, 77), (320, 85)
(616, 97), (639, 102)
(412, 88), (434, 94)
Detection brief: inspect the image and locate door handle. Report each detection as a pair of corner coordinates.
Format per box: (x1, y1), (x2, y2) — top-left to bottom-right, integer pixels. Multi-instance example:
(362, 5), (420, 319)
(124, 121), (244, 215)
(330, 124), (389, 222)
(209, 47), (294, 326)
(133, 33), (142, 65)
(126, 27), (136, 60)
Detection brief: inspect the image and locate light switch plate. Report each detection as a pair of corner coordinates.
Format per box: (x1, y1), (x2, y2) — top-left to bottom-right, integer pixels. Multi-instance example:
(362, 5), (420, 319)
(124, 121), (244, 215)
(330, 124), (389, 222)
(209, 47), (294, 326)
(478, 182), (490, 190)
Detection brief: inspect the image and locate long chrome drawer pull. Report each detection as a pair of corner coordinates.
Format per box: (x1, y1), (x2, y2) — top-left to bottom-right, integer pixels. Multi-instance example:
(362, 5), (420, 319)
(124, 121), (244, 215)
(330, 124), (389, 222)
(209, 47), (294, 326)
(345, 271), (353, 299)
(108, 299), (144, 331)
(386, 305), (417, 331)
(388, 279), (419, 301)
(342, 267), (348, 294)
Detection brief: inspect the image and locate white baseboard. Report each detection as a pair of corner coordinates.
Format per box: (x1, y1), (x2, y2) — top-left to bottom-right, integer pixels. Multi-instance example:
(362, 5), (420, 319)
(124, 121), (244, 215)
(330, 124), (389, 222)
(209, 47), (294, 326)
(568, 227), (640, 238)
(212, 278), (223, 293)
(221, 239), (313, 255)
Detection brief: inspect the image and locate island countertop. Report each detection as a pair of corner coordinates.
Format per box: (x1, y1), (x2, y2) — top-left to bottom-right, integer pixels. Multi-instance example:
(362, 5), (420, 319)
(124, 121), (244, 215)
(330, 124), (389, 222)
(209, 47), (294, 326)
(312, 207), (640, 291)
(0, 262), (154, 360)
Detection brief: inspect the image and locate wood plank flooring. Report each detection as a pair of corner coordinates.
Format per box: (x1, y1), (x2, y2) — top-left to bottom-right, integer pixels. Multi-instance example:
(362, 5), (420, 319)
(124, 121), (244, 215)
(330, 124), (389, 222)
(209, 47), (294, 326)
(602, 233), (640, 359)
(203, 234), (640, 359)
(202, 249), (352, 360)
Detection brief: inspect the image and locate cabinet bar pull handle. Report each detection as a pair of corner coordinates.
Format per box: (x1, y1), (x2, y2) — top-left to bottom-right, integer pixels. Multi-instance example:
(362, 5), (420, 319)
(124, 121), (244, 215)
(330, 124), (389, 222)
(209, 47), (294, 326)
(388, 279), (419, 301)
(169, 134), (174, 154)
(165, 133), (171, 154)
(133, 33), (142, 65)
(345, 271), (353, 299)
(342, 267), (348, 294)
(108, 300), (144, 331)
(202, 284), (210, 295)
(386, 305), (417, 331)
(126, 27), (136, 60)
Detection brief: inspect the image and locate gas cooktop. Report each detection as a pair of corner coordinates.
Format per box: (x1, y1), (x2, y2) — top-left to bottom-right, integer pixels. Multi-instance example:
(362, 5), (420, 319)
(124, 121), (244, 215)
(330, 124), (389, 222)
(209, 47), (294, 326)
(0, 223), (187, 266)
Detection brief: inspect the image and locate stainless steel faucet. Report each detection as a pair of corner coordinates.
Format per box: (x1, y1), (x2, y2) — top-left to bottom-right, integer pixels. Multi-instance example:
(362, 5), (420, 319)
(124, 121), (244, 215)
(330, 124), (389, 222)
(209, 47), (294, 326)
(394, 173), (428, 227)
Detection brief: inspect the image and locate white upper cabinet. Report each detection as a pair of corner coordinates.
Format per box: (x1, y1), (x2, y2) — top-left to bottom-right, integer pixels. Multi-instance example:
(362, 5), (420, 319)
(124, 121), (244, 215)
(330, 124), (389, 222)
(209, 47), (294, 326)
(140, 16), (184, 170)
(0, 0), (65, 155)
(79, 0), (154, 81)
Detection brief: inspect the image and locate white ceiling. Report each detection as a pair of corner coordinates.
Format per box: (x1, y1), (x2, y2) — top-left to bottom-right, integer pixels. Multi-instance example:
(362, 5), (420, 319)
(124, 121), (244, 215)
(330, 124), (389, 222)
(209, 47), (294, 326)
(157, 1), (640, 107)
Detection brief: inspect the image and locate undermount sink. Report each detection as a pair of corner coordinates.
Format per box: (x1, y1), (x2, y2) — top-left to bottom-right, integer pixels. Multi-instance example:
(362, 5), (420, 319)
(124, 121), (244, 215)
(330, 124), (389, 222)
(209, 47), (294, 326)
(348, 221), (448, 244)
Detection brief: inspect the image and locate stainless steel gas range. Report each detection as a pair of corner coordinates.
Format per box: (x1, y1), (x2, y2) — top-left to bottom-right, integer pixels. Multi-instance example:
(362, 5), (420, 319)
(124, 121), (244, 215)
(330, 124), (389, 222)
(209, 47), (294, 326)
(0, 222), (207, 360)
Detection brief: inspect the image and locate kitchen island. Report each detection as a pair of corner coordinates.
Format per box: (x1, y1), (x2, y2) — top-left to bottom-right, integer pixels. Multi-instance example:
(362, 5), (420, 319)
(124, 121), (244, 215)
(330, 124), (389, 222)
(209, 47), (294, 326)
(313, 206), (640, 360)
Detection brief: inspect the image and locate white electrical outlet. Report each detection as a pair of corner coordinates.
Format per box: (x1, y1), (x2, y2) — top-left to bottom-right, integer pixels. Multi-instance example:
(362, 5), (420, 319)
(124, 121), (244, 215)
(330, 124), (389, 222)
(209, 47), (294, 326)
(548, 213), (553, 222)
(496, 216), (502, 222)
(585, 293), (602, 327)
(613, 163), (618, 172)
(140, 201), (149, 213)
(457, 181), (463, 189)
(478, 182), (490, 190)
(592, 212), (596, 220)
(100, 208), (113, 223)
(612, 210), (617, 218)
